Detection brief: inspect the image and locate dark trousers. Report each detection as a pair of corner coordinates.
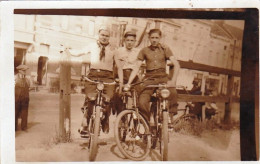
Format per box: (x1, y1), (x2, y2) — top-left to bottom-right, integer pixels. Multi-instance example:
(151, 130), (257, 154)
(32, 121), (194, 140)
(15, 100), (29, 131)
(84, 70), (115, 130)
(113, 69), (139, 115)
(138, 70), (178, 123)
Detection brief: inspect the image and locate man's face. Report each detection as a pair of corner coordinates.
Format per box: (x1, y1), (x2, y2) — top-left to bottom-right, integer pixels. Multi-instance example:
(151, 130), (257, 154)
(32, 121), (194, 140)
(124, 36), (136, 50)
(149, 32), (161, 47)
(98, 30), (110, 45)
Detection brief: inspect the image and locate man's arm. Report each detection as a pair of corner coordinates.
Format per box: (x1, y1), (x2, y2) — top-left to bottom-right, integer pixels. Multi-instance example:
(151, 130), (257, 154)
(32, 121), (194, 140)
(65, 47), (88, 57)
(126, 60), (143, 85)
(168, 55), (180, 87)
(114, 52), (124, 85)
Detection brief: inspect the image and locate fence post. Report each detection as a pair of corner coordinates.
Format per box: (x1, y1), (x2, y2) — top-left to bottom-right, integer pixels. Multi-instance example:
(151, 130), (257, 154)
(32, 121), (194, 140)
(224, 75), (234, 124)
(59, 49), (71, 142)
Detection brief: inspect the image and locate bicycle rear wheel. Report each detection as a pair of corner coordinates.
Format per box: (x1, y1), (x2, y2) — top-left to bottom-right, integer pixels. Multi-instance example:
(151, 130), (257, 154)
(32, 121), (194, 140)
(161, 111), (169, 161)
(89, 106), (101, 161)
(172, 114), (197, 132)
(114, 110), (151, 161)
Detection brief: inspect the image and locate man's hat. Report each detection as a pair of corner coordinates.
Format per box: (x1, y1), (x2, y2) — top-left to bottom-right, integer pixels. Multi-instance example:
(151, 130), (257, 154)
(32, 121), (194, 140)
(16, 64), (29, 71)
(124, 31), (137, 38)
(98, 25), (110, 33)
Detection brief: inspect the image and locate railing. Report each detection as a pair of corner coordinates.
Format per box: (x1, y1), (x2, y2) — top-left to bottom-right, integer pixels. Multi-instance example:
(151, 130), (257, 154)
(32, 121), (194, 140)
(168, 60), (240, 123)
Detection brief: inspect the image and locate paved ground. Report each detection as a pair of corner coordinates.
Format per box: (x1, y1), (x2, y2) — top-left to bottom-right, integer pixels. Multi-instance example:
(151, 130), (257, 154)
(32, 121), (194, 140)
(15, 92), (240, 162)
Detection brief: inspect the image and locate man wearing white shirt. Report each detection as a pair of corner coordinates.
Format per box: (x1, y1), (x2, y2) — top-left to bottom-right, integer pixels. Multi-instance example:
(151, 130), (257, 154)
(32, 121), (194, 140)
(113, 31), (141, 114)
(66, 26), (115, 135)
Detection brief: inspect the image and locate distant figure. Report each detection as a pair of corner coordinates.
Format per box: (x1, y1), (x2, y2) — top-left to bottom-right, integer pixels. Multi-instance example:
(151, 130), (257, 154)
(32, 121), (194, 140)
(189, 78), (204, 120)
(15, 64), (30, 131)
(189, 78), (218, 120)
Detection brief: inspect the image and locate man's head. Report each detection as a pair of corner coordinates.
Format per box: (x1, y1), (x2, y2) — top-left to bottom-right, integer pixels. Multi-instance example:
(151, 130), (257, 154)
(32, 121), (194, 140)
(148, 29), (162, 47)
(98, 25), (110, 45)
(16, 64), (29, 75)
(124, 31), (136, 50)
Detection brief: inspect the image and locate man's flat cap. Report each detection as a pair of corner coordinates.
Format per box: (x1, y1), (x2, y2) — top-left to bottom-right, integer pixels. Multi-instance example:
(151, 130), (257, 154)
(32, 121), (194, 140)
(98, 25), (110, 33)
(16, 64), (29, 71)
(124, 31), (137, 37)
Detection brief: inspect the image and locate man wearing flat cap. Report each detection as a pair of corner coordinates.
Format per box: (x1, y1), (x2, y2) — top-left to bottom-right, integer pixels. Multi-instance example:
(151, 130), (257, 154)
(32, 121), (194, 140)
(65, 25), (115, 136)
(15, 64), (30, 131)
(113, 31), (141, 114)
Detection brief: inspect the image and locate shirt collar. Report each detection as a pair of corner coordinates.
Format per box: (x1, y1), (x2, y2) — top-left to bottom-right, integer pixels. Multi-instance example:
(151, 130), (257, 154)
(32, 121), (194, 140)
(149, 44), (160, 51)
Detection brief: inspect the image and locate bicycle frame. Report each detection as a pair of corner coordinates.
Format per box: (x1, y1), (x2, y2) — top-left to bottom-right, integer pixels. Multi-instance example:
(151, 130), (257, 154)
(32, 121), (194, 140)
(82, 76), (115, 161)
(146, 84), (170, 161)
(114, 84), (151, 161)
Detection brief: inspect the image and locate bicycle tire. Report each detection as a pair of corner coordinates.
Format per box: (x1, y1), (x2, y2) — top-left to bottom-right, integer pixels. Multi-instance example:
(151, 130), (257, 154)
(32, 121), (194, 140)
(114, 110), (151, 161)
(89, 106), (101, 161)
(161, 111), (169, 161)
(172, 114), (197, 132)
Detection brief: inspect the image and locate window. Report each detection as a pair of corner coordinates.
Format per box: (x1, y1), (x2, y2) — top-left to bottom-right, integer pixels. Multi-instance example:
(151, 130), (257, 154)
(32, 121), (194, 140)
(132, 18), (138, 25)
(112, 24), (119, 38)
(224, 45), (227, 50)
(75, 24), (82, 33)
(14, 15), (26, 29)
(14, 48), (26, 73)
(88, 20), (95, 36)
(39, 16), (53, 27)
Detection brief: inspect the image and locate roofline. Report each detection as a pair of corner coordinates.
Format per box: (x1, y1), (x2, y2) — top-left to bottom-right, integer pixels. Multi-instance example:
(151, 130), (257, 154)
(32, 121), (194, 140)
(150, 18), (182, 28)
(215, 23), (234, 39)
(194, 20), (214, 26)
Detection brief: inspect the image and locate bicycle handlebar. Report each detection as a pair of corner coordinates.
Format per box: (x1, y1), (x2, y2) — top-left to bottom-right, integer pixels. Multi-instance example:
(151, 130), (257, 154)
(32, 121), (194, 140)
(83, 76), (116, 85)
(145, 83), (168, 88)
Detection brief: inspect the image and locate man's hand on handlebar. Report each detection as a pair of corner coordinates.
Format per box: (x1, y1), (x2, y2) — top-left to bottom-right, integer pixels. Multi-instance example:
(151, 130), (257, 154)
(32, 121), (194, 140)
(123, 83), (131, 92)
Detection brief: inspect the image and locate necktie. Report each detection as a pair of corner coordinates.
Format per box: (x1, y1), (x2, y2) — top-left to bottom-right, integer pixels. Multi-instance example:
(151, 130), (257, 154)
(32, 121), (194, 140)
(100, 45), (105, 61)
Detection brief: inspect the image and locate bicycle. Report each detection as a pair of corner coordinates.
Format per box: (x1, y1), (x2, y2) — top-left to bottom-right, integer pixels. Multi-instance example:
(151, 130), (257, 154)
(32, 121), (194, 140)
(146, 83), (171, 161)
(81, 76), (116, 161)
(114, 82), (172, 161)
(169, 85), (198, 130)
(114, 81), (151, 161)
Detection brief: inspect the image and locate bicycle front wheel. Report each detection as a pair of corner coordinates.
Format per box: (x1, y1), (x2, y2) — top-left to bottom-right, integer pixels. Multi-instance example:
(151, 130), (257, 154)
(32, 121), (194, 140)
(161, 111), (169, 161)
(114, 110), (151, 161)
(89, 106), (101, 161)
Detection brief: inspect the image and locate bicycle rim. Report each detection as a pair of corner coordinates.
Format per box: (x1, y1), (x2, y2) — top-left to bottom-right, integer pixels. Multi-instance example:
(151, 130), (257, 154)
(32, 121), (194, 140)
(114, 110), (151, 161)
(89, 106), (101, 161)
(172, 114), (197, 132)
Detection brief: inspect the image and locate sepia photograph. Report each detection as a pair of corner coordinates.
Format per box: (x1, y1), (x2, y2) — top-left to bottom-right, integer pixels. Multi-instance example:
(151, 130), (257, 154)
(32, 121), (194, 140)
(3, 6), (258, 163)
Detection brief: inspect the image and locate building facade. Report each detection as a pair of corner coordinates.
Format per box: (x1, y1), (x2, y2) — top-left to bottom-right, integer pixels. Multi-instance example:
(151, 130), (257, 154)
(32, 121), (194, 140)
(14, 15), (243, 97)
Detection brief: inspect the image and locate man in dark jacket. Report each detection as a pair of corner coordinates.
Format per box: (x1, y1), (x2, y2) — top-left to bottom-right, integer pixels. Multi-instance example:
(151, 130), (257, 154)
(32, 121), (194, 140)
(15, 64), (30, 131)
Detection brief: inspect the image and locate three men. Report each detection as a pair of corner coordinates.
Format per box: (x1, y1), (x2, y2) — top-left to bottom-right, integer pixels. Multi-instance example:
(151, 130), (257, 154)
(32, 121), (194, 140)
(67, 26), (180, 136)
